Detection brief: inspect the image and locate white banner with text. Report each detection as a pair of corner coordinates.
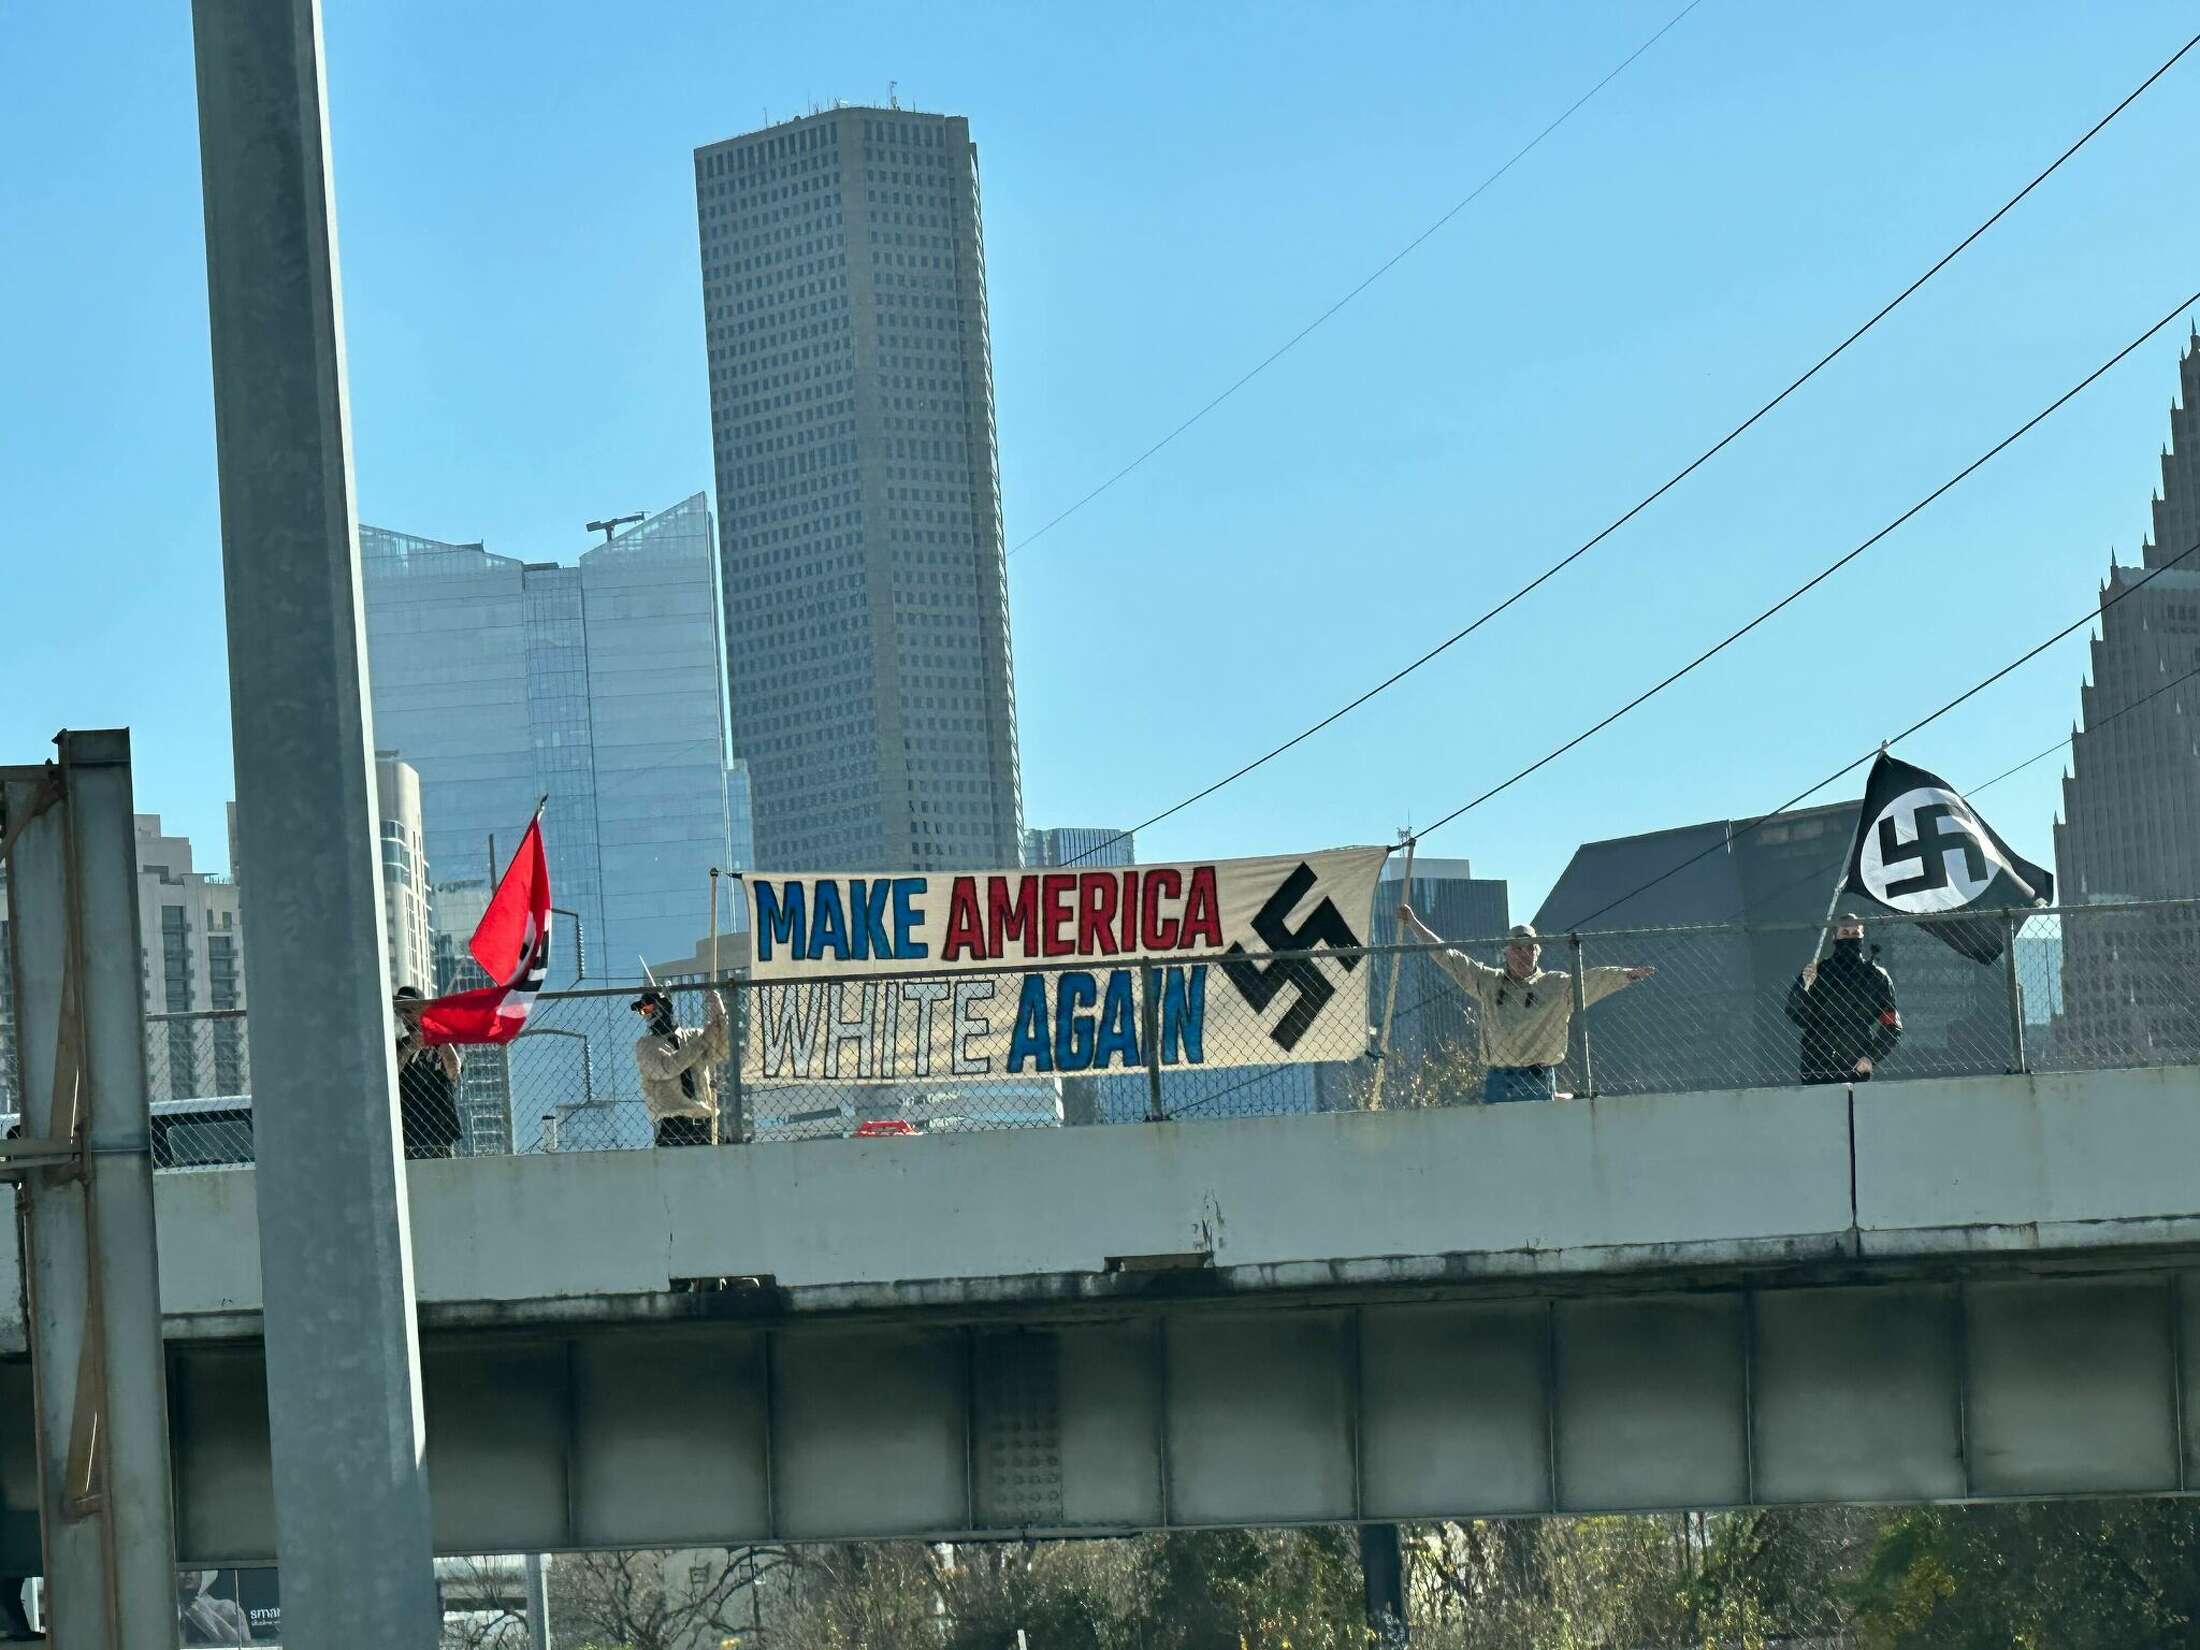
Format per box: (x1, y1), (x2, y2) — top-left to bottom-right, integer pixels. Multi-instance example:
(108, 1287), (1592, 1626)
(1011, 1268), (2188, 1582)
(739, 848), (1387, 1084)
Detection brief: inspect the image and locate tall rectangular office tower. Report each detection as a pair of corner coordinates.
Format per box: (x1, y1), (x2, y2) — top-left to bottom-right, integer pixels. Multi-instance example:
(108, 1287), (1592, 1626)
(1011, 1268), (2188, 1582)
(697, 106), (1024, 871)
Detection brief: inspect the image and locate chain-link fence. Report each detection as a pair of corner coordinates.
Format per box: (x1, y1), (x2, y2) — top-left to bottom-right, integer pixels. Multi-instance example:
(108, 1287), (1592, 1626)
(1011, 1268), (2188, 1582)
(141, 1008), (256, 1168)
(81, 899), (2200, 1169)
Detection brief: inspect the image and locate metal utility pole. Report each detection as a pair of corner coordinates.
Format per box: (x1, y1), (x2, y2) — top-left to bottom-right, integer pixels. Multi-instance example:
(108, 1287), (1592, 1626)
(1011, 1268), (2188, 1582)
(191, 1), (440, 1642)
(524, 1553), (552, 1650)
(1361, 1523), (1409, 1647)
(2, 732), (180, 1647)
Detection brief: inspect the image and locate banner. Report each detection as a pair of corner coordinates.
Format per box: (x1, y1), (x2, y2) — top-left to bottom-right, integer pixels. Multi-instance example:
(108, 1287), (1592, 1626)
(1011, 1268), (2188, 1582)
(742, 848), (1387, 1084)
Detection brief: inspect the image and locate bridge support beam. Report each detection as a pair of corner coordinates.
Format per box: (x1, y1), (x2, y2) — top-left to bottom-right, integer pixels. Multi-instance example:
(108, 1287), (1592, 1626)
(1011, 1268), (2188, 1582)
(4, 733), (179, 1647)
(190, 0), (439, 1642)
(141, 1263), (2200, 1561)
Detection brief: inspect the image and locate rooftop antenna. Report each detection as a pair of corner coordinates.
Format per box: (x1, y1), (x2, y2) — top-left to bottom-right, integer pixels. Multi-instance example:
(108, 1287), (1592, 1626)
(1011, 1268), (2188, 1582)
(889, 80), (899, 109)
(585, 512), (644, 545)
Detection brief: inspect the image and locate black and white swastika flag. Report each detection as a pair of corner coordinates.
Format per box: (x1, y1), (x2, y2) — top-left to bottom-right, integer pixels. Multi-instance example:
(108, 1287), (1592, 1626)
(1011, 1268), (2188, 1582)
(1841, 752), (2054, 964)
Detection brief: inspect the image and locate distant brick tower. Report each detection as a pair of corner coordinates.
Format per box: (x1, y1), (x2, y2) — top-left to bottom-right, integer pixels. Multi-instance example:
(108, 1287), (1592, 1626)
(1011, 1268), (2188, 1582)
(2053, 331), (2200, 1064)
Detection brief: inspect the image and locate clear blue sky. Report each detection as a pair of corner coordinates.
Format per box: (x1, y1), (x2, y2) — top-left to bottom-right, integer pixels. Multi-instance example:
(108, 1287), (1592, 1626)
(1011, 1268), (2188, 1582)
(6, 2), (2198, 916)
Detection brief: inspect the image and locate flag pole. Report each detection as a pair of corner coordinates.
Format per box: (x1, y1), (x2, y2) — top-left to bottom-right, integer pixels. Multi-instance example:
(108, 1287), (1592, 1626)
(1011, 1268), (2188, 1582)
(707, 867), (722, 1145)
(1803, 741), (1888, 980)
(488, 802), (545, 887)
(1369, 832), (1416, 1111)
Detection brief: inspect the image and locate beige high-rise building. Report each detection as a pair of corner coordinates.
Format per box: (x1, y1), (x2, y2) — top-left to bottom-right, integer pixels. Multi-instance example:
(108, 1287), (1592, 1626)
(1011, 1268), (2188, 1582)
(696, 105), (1024, 871)
(376, 752), (433, 993)
(135, 814), (247, 1099)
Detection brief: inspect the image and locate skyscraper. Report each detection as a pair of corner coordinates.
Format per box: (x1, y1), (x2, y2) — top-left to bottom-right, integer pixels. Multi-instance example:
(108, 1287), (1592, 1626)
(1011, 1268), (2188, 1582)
(361, 494), (736, 981)
(696, 106), (1023, 871)
(2054, 335), (2200, 1064)
(375, 752), (433, 993)
(135, 815), (247, 1100)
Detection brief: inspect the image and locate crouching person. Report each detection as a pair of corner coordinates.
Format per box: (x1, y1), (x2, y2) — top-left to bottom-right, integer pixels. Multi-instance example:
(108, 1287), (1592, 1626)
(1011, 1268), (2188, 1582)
(631, 986), (729, 1147)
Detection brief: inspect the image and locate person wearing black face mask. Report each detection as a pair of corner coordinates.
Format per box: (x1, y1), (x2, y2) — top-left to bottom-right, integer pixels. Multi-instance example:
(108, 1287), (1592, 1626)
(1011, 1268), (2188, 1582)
(1785, 913), (1902, 1084)
(630, 987), (729, 1147)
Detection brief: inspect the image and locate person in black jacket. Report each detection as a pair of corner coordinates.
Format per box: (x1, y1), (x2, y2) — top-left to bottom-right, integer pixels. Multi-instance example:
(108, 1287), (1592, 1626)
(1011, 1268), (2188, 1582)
(1785, 912), (1902, 1084)
(393, 986), (465, 1158)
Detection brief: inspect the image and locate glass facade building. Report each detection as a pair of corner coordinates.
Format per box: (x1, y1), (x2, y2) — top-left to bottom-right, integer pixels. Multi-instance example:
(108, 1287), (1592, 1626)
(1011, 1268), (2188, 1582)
(361, 494), (736, 985)
(696, 106), (1023, 871)
(362, 496), (736, 1153)
(1023, 827), (1135, 869)
(726, 757), (758, 875)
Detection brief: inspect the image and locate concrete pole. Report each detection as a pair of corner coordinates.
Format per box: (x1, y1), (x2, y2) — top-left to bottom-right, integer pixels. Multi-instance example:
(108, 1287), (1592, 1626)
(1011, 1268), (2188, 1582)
(189, 2), (440, 1643)
(524, 1553), (551, 1650)
(1359, 1523), (1409, 1646)
(3, 733), (180, 1647)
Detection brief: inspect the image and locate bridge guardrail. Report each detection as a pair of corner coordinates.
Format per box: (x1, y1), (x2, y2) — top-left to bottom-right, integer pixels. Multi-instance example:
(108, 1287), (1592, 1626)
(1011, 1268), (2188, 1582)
(115, 898), (2200, 1165)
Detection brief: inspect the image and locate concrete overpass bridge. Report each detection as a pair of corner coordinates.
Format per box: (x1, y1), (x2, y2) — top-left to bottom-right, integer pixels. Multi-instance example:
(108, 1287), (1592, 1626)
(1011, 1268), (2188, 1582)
(5, 1063), (2199, 1566)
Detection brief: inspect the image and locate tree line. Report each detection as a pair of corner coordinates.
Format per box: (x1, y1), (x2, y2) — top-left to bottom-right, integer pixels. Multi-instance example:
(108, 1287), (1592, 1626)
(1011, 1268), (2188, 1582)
(500, 1497), (2200, 1650)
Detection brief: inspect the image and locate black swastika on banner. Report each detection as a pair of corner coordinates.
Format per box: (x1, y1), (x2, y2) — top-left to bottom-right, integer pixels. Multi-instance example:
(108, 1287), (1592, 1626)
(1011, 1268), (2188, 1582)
(1220, 862), (1364, 1051)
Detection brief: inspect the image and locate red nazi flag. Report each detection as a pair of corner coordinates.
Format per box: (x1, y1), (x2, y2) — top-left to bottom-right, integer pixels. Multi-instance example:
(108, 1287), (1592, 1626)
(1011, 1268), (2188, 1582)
(416, 815), (552, 1046)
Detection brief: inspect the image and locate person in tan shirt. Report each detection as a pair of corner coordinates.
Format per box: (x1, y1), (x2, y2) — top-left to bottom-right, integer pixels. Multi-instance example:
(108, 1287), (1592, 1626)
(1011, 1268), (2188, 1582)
(630, 987), (730, 1146)
(1397, 907), (1653, 1102)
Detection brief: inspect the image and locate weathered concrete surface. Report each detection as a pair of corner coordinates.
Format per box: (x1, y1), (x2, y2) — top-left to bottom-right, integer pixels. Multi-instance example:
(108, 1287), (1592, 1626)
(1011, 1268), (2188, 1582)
(7, 1066), (2200, 1356)
(1853, 1066), (2200, 1254)
(136, 1081), (1856, 1333)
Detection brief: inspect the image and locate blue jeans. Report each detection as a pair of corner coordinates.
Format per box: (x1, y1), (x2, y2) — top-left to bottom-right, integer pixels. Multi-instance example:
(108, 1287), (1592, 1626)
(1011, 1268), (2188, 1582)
(1484, 1065), (1557, 1104)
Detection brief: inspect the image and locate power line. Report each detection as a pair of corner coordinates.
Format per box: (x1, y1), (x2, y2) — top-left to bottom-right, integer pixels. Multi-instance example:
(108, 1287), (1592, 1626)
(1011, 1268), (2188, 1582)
(1006, 0), (1708, 561)
(1404, 289), (2200, 842)
(1118, 649), (2200, 1114)
(1485, 647), (2200, 933)
(1966, 657), (2200, 795)
(1543, 655), (2200, 933)
(1064, 27), (2200, 869)
(1559, 530), (2200, 932)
